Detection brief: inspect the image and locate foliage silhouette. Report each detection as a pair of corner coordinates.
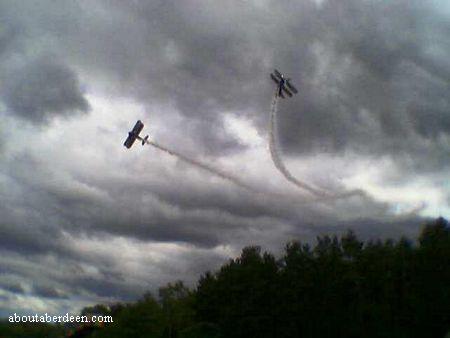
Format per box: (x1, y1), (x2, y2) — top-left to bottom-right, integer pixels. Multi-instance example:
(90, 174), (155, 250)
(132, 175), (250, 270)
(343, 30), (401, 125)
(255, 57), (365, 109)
(1, 218), (449, 337)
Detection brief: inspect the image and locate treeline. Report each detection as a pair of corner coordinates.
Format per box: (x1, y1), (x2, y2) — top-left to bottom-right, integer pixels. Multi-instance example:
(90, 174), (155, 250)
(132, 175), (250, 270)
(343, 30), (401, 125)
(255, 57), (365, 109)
(1, 217), (449, 337)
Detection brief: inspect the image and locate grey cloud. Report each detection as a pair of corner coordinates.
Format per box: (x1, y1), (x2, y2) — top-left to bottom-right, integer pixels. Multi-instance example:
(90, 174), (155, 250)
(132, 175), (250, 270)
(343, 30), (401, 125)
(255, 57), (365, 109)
(108, 0), (450, 168)
(32, 285), (68, 299)
(0, 19), (20, 57)
(275, 0), (450, 170)
(290, 215), (426, 245)
(1, 149), (399, 255)
(0, 0), (447, 317)
(2, 56), (90, 124)
(0, 282), (25, 295)
(1, 0), (448, 164)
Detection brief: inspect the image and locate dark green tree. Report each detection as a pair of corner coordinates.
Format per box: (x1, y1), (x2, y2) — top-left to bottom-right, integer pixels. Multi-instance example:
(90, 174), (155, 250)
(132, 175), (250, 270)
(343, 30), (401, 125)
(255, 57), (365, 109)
(196, 246), (279, 338)
(159, 281), (195, 337)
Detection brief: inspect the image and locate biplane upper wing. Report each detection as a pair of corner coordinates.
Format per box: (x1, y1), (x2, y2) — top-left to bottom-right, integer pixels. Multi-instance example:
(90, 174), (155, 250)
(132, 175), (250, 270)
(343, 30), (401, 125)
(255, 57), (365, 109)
(274, 69), (283, 80)
(270, 73), (280, 84)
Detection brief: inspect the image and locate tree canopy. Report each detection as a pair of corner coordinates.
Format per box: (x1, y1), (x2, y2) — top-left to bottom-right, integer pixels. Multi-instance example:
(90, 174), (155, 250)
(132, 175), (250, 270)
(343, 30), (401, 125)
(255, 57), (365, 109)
(1, 217), (449, 338)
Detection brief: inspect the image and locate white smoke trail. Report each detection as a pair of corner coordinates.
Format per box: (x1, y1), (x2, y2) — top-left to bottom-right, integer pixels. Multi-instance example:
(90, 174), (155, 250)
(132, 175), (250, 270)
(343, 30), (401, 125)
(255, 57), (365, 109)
(268, 93), (365, 201)
(144, 139), (256, 192)
(269, 94), (328, 198)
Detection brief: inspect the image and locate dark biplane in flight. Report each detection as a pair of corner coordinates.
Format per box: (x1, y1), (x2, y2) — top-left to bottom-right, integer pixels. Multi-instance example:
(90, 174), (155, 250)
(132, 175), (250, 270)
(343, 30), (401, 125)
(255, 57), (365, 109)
(123, 120), (149, 148)
(270, 69), (298, 98)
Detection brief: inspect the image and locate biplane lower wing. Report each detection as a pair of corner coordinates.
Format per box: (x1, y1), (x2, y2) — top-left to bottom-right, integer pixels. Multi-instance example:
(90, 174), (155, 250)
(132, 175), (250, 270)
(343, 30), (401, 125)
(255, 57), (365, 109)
(281, 86), (293, 97)
(286, 80), (298, 94)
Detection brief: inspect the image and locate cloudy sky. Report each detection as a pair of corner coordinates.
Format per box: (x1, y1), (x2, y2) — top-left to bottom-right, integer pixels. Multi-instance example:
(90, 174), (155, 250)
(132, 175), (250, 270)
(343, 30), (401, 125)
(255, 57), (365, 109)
(0, 0), (449, 316)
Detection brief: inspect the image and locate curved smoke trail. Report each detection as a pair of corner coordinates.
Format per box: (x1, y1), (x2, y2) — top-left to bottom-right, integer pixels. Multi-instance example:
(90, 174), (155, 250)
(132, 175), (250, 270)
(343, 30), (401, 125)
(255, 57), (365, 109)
(144, 139), (257, 192)
(269, 94), (328, 197)
(269, 93), (365, 200)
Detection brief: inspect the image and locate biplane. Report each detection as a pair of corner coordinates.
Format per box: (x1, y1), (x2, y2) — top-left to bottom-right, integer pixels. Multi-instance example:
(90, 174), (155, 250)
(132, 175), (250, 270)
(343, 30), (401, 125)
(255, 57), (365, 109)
(123, 120), (149, 148)
(270, 69), (298, 98)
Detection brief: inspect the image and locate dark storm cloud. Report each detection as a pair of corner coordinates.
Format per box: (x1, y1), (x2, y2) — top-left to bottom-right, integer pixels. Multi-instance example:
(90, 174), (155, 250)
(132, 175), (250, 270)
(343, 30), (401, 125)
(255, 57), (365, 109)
(0, 156), (72, 256)
(32, 285), (68, 299)
(0, 282), (25, 295)
(277, 0), (450, 171)
(1, 149), (391, 256)
(0, 218), (64, 256)
(1, 0), (448, 163)
(0, 17), (19, 57)
(1, 151), (268, 251)
(0, 148), (368, 273)
(0, 0), (447, 317)
(2, 56), (90, 124)
(69, 0), (449, 167)
(291, 215), (426, 245)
